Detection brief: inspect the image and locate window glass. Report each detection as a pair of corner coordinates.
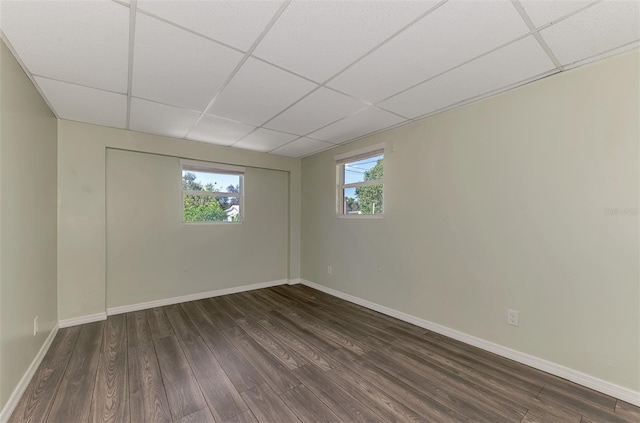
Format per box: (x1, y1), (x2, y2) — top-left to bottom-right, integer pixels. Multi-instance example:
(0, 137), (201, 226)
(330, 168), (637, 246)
(337, 151), (383, 216)
(182, 169), (242, 223)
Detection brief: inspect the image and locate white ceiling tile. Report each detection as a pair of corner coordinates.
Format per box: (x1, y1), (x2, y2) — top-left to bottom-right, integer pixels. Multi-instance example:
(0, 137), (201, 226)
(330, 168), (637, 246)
(270, 137), (334, 157)
(186, 115), (256, 146)
(209, 58), (317, 126)
(137, 1), (284, 51)
(1, 0), (129, 92)
(265, 88), (368, 135)
(35, 77), (127, 129)
(563, 42), (640, 71)
(519, 0), (593, 28)
(380, 36), (555, 119)
(234, 128), (298, 152)
(253, 0), (438, 82)
(540, 1), (640, 66)
(132, 13), (244, 111)
(308, 107), (405, 144)
(329, 0), (530, 103)
(130, 98), (200, 139)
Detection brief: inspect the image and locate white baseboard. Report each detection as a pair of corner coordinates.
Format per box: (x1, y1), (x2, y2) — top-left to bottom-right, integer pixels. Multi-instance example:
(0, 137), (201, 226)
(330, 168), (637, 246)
(288, 278), (301, 285)
(58, 312), (107, 328)
(107, 279), (288, 316)
(0, 323), (59, 423)
(300, 279), (640, 407)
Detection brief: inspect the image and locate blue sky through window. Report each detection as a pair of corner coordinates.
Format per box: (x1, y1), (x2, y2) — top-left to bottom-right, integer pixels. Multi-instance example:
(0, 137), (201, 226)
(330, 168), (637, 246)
(183, 170), (240, 192)
(344, 154), (383, 184)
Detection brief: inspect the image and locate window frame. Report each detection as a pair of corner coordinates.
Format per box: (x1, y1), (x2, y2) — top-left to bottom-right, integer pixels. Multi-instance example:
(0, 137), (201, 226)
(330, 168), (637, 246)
(335, 144), (385, 218)
(180, 159), (245, 225)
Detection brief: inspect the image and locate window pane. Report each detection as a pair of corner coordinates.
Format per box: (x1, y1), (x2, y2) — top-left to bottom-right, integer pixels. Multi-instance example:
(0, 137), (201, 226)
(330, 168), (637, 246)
(344, 154), (383, 185)
(182, 170), (240, 194)
(183, 194), (233, 222)
(182, 169), (242, 223)
(343, 185), (383, 215)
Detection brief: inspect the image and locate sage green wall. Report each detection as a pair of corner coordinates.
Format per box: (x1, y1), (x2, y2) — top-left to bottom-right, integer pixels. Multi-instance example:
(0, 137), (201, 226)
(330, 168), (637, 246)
(106, 149), (288, 308)
(58, 121), (300, 320)
(0, 41), (58, 409)
(300, 51), (640, 391)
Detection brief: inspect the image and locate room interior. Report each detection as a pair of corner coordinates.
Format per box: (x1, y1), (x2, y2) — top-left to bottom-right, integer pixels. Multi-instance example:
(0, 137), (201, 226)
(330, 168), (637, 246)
(0, 0), (639, 422)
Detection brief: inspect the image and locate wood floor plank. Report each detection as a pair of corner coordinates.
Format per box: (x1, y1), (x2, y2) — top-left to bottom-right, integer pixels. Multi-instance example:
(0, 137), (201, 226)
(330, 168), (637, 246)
(46, 321), (105, 423)
(326, 365), (428, 423)
(8, 327), (81, 423)
(127, 310), (153, 348)
(616, 400), (640, 421)
(223, 410), (258, 423)
(175, 408), (216, 423)
(240, 384), (301, 423)
(228, 292), (271, 320)
(520, 407), (581, 423)
(365, 348), (527, 422)
(257, 318), (340, 372)
(147, 307), (174, 340)
(414, 328), (549, 395)
(163, 304), (201, 342)
(181, 300), (264, 392)
(256, 289), (298, 311)
(280, 384), (343, 423)
(14, 286), (632, 423)
(127, 311), (172, 423)
(380, 332), (582, 422)
(91, 315), (130, 423)
(292, 364), (384, 423)
(271, 285), (318, 304)
(200, 297), (238, 329)
(222, 325), (300, 395)
(285, 308), (371, 355)
(538, 386), (628, 423)
(384, 325), (543, 395)
(267, 309), (338, 356)
(419, 328), (616, 411)
(373, 338), (530, 417)
(216, 293), (264, 320)
(152, 335), (207, 421)
(295, 286), (417, 333)
(294, 301), (397, 344)
(331, 348), (471, 422)
(236, 318), (309, 370)
(166, 302), (248, 422)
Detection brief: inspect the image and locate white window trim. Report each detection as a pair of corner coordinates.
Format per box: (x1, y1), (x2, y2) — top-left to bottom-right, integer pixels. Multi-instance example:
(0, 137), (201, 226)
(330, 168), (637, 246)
(336, 144), (385, 217)
(180, 159), (245, 224)
(180, 159), (245, 174)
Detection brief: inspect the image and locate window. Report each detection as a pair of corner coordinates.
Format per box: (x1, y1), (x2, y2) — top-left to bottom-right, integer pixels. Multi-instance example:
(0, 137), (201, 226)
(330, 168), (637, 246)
(181, 160), (244, 223)
(336, 145), (384, 216)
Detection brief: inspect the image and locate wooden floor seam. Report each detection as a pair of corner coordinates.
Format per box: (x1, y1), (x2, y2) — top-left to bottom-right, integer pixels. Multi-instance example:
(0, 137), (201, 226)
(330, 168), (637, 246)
(8, 284), (640, 423)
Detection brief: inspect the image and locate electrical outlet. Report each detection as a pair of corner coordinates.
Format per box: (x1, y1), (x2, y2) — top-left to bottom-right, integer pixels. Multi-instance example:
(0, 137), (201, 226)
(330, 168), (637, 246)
(33, 316), (39, 336)
(507, 309), (519, 327)
(327, 265), (332, 275)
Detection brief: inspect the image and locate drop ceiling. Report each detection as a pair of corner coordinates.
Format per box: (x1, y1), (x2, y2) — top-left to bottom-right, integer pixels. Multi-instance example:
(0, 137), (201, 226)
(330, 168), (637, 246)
(1, 0), (638, 158)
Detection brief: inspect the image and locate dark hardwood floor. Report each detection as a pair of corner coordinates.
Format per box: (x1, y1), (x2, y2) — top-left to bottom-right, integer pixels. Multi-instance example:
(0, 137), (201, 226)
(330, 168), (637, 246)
(9, 285), (640, 423)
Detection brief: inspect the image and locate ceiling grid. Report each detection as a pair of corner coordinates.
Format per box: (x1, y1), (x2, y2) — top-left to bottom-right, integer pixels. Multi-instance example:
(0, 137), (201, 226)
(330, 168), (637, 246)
(125, 0), (137, 129)
(0, 0), (637, 157)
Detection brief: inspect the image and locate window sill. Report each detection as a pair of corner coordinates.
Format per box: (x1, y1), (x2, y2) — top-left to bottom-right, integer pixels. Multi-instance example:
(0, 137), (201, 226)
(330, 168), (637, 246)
(183, 221), (243, 225)
(337, 214), (384, 219)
